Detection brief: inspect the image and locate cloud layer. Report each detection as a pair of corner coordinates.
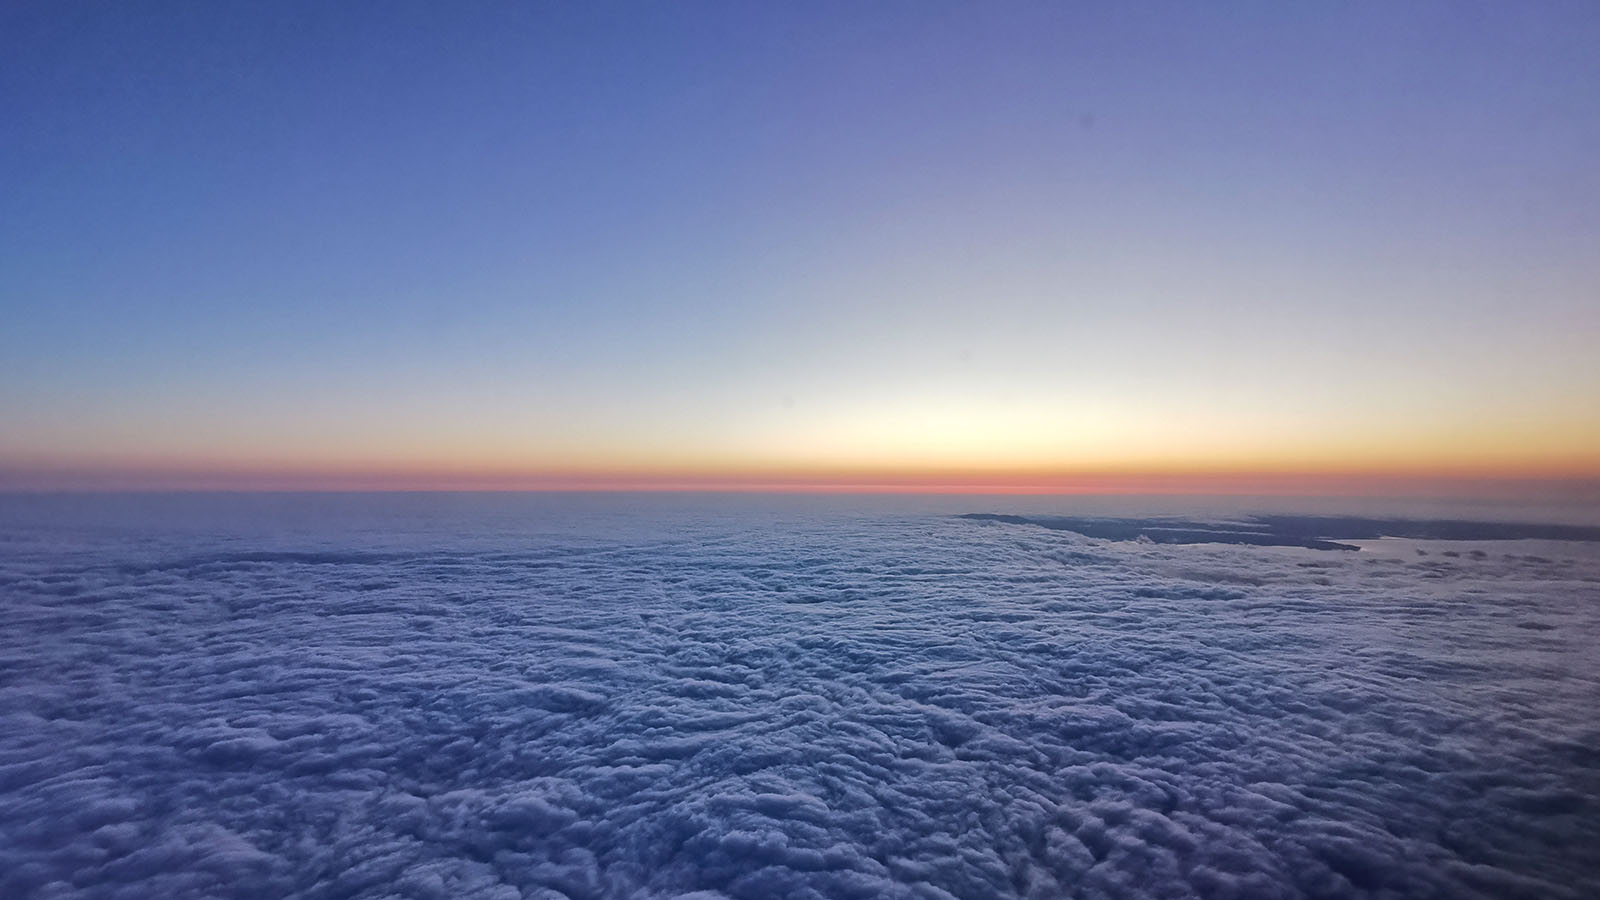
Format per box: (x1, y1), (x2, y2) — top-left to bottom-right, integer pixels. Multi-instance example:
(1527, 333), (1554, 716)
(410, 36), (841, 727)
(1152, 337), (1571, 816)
(2, 499), (1598, 898)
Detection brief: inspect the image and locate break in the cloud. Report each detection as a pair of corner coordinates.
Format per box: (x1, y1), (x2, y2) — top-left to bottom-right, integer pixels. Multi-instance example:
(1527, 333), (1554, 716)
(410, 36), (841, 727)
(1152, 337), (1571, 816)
(2, 496), (1597, 898)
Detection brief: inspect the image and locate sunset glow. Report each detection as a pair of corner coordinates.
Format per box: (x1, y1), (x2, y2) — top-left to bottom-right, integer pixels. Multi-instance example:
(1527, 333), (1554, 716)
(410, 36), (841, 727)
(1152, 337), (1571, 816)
(3, 3), (1597, 495)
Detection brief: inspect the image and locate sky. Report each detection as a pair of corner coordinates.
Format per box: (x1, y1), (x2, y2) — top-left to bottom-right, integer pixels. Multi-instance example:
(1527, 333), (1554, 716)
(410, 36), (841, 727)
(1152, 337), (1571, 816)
(3, 1), (1598, 492)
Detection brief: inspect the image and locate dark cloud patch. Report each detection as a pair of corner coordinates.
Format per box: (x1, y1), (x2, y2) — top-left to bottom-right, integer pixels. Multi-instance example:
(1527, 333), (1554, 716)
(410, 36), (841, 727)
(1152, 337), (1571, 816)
(2, 502), (1598, 898)
(964, 512), (1600, 550)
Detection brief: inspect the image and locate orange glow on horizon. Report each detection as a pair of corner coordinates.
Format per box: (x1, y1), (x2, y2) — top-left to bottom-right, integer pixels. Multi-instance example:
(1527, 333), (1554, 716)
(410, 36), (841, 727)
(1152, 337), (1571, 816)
(4, 453), (1598, 498)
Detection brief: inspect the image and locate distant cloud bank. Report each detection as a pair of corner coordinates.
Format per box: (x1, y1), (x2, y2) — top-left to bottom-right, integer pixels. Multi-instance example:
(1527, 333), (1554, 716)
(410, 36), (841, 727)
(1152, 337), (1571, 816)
(961, 512), (1600, 550)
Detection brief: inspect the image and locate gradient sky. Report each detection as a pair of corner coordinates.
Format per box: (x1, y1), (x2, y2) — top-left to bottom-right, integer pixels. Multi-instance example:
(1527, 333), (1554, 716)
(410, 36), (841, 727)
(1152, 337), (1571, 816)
(3, 1), (1598, 491)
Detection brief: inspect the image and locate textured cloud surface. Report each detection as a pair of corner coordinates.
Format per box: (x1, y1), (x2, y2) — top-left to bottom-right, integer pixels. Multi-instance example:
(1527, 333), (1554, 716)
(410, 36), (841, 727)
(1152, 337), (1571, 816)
(2, 495), (1598, 899)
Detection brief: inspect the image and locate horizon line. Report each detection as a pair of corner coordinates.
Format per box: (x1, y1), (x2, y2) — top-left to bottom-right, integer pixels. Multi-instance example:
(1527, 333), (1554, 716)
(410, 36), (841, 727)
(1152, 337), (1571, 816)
(4, 468), (1599, 499)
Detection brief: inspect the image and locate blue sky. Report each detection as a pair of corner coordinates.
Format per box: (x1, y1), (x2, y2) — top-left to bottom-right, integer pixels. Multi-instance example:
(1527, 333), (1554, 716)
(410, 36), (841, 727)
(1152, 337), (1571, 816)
(3, 1), (1597, 488)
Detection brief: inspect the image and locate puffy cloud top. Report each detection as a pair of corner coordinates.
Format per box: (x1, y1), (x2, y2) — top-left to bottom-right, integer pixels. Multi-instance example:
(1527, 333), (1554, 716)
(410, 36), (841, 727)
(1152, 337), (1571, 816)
(2, 499), (1598, 898)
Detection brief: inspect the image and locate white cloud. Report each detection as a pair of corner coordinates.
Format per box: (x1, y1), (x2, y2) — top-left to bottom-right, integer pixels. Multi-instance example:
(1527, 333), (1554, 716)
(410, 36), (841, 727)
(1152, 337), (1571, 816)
(1, 501), (1597, 898)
